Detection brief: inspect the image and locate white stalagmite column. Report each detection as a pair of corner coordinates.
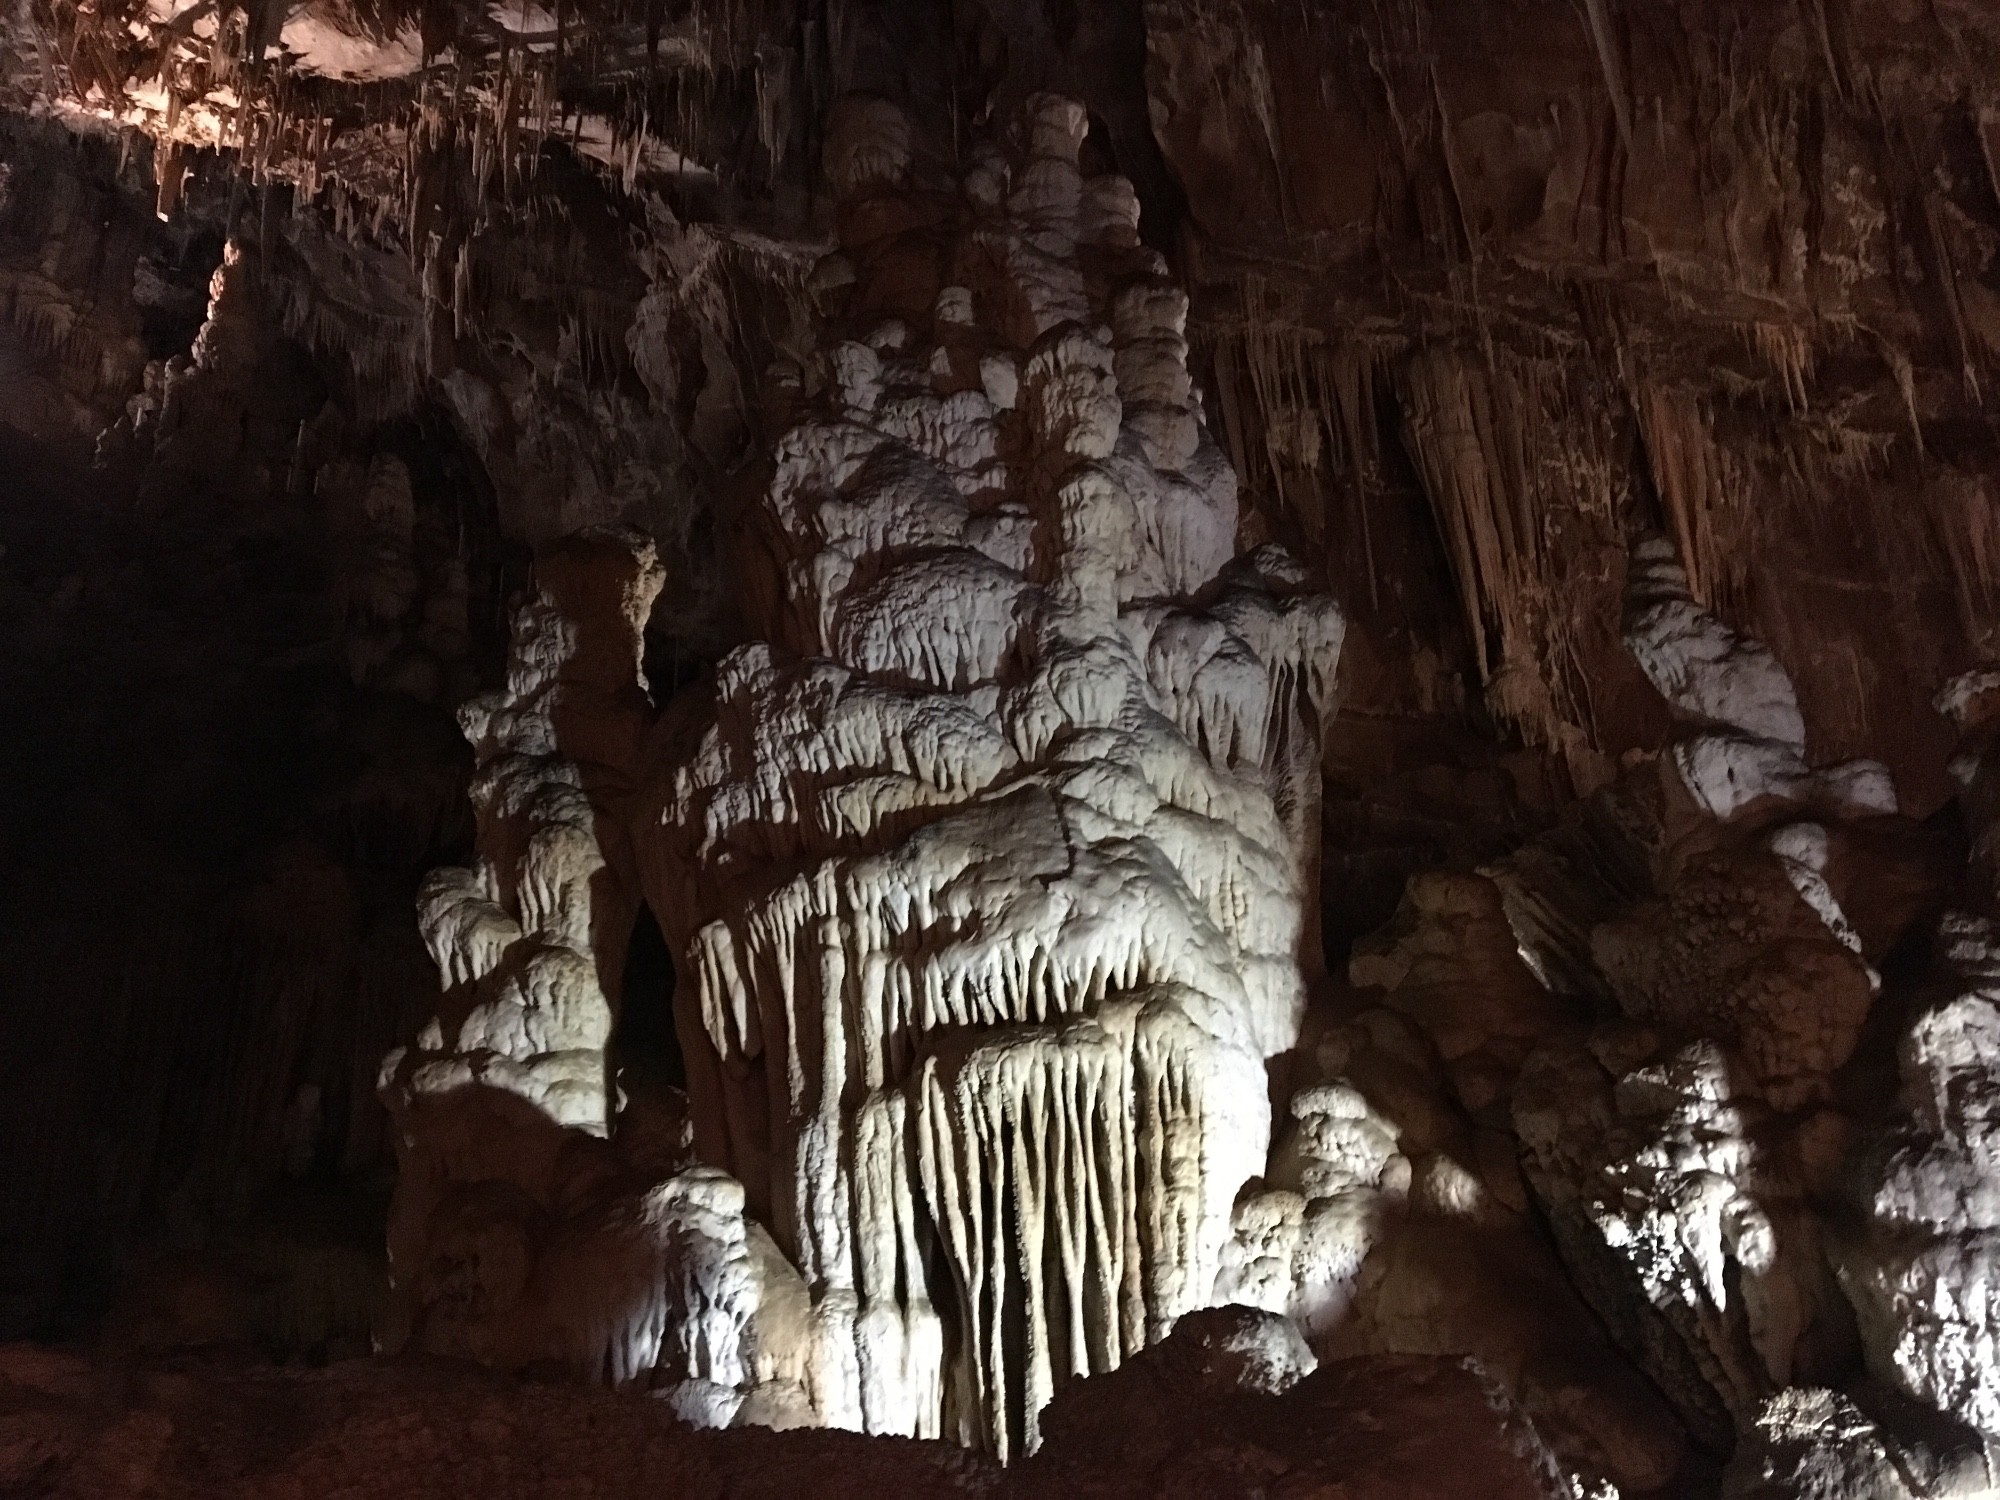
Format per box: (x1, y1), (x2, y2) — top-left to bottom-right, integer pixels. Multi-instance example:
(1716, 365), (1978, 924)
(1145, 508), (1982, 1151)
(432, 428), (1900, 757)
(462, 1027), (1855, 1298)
(633, 94), (1344, 1458)
(386, 528), (665, 1140)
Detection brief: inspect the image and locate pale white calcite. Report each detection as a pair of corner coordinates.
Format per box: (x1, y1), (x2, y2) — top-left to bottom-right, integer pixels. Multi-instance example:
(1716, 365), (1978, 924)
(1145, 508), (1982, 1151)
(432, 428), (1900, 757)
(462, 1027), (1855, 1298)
(629, 93), (1342, 1458)
(381, 532), (820, 1422)
(388, 529), (665, 1134)
(1623, 533), (1894, 822)
(1842, 916), (2000, 1433)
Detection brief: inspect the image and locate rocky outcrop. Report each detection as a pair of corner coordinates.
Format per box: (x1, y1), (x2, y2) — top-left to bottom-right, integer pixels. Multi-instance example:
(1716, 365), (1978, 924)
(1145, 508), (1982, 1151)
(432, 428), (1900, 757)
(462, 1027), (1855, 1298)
(1838, 677), (2000, 1445)
(1322, 933), (1686, 1494)
(1348, 869), (1574, 1089)
(378, 528), (804, 1416)
(1721, 1386), (1998, 1500)
(1032, 1317), (1572, 1500)
(1490, 542), (1895, 1460)
(1516, 1033), (1851, 1449)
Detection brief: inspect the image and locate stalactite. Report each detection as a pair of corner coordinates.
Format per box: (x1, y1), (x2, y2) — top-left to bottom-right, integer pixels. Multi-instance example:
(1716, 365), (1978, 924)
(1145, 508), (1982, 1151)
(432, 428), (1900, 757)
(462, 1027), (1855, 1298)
(1397, 345), (1612, 767)
(1633, 381), (1746, 613)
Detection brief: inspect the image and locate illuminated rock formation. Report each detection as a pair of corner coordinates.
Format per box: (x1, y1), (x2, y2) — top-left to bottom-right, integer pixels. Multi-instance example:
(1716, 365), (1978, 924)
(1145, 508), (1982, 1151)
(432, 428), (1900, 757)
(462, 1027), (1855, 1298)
(1506, 536), (1902, 1449)
(1720, 1385), (1997, 1500)
(1840, 675), (2000, 1442)
(386, 529), (662, 1139)
(629, 93), (1343, 1458)
(1624, 534), (1896, 825)
(379, 528), (822, 1419)
(19, 7), (2000, 1495)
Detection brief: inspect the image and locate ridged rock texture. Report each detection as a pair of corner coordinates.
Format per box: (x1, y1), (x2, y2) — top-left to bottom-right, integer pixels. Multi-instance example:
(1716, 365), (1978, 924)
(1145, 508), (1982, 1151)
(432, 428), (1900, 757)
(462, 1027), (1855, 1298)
(15, 3), (2000, 1499)
(376, 91), (1345, 1459)
(634, 93), (1341, 1458)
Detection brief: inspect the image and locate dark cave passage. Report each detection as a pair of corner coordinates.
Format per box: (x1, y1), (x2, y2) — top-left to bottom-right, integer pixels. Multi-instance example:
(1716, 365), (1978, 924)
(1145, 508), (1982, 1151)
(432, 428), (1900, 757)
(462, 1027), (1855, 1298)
(615, 901), (686, 1094)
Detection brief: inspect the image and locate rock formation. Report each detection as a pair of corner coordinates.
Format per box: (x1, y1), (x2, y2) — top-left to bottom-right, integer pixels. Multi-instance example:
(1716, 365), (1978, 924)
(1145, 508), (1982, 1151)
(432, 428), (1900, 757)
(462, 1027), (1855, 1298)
(628, 92), (1341, 1458)
(1839, 676), (2000, 1444)
(1721, 1386), (1998, 1500)
(0, 1336), (1579, 1499)
(365, 90), (1347, 1465)
(1503, 540), (1900, 1452)
(379, 527), (823, 1425)
(16, 3), (2000, 1498)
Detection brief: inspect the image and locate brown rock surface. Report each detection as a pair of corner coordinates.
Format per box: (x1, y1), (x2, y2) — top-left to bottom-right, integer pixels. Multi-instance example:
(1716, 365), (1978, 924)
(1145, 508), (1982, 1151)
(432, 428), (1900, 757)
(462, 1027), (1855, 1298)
(0, 1341), (1569, 1500)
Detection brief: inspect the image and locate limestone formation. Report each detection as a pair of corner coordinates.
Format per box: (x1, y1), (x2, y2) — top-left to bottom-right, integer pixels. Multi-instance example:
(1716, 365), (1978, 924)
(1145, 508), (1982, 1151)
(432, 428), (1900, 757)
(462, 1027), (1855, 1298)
(386, 529), (663, 1137)
(1277, 999), (1688, 1494)
(1515, 1033), (1848, 1447)
(1721, 1387), (1998, 1500)
(1214, 1037), (1409, 1351)
(626, 94), (1342, 1458)
(1624, 535), (1896, 824)
(379, 528), (817, 1420)
(1348, 869), (1574, 1086)
(1502, 535), (1901, 1450)
(1840, 678), (2000, 1443)
(20, 5), (2000, 1497)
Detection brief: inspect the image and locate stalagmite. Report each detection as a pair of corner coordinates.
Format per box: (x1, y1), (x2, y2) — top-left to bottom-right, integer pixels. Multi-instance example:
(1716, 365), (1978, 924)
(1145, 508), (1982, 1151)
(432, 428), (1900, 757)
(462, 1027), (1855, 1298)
(1841, 674), (2000, 1445)
(387, 528), (664, 1138)
(630, 93), (1344, 1459)
(24, 7), (2000, 1496)
(381, 530), (817, 1419)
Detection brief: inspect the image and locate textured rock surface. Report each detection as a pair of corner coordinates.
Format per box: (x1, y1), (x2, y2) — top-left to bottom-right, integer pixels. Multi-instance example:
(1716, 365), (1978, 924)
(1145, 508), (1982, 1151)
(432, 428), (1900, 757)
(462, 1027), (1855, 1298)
(1488, 554), (1894, 1467)
(387, 528), (663, 1137)
(1149, 0), (2000, 814)
(13, 2), (2000, 1498)
(1032, 1338), (1572, 1500)
(378, 528), (826, 1425)
(1721, 1386), (1998, 1500)
(0, 1340), (1572, 1500)
(1838, 678), (2000, 1445)
(628, 93), (1341, 1458)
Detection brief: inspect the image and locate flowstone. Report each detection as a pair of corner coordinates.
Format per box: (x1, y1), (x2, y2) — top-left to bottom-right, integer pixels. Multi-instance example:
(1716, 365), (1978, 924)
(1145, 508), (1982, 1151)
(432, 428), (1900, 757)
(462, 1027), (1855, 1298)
(629, 93), (1343, 1458)
(1841, 676), (2000, 1442)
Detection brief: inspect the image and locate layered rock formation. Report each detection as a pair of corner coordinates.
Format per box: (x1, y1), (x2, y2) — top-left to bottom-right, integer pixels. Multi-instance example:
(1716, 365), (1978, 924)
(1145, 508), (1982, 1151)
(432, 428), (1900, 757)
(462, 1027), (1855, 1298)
(635, 92), (1340, 1457)
(378, 91), (1344, 1459)
(17, 3), (2000, 1498)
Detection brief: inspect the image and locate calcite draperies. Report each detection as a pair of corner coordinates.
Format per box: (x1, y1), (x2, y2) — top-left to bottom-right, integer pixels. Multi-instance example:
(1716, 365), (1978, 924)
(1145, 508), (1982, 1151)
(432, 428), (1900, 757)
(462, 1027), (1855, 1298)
(632, 93), (1343, 1457)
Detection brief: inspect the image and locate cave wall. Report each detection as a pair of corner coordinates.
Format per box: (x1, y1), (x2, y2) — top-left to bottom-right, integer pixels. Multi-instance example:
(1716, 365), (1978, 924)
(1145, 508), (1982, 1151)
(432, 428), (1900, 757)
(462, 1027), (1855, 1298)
(1151, 0), (2000, 815)
(8, 3), (2000, 1497)
(0, 126), (512, 1344)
